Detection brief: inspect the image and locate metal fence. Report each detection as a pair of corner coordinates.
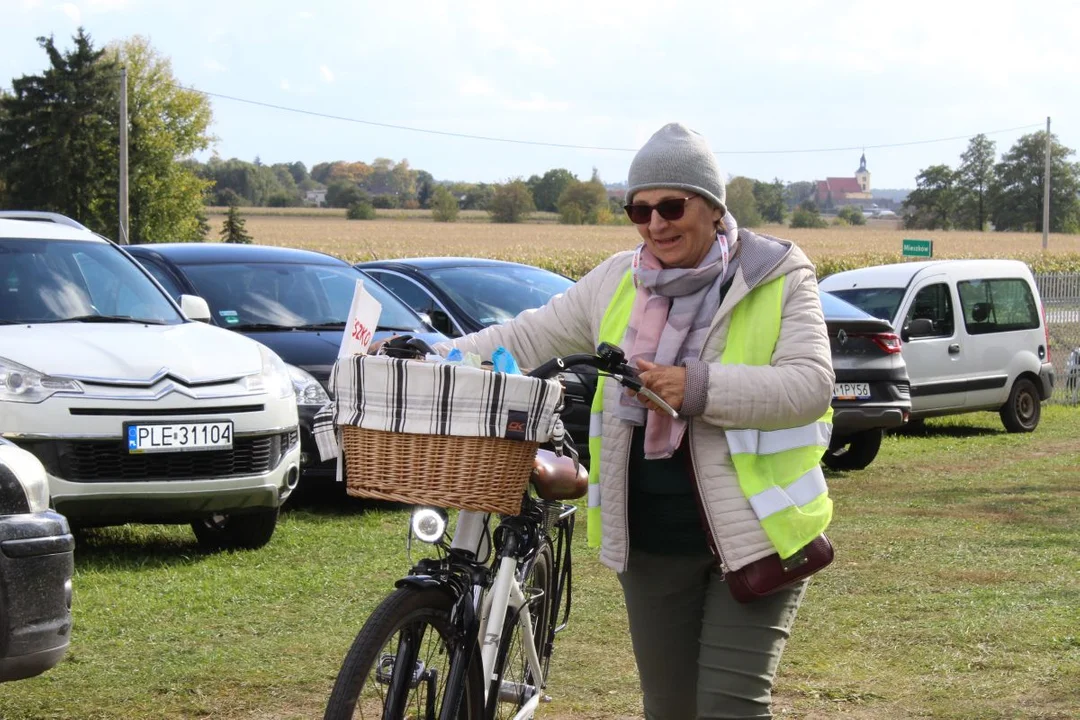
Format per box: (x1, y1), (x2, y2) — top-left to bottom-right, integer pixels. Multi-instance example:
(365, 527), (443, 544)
(1035, 273), (1080, 404)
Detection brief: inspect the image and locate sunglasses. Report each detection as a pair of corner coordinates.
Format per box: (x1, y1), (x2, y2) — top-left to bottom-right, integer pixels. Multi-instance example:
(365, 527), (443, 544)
(623, 195), (697, 225)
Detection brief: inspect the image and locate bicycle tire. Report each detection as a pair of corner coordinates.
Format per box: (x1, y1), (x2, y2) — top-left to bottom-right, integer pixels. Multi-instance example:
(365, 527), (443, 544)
(486, 539), (554, 719)
(325, 585), (484, 720)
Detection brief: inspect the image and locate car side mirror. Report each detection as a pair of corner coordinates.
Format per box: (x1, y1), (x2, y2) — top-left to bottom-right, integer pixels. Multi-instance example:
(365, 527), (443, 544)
(179, 294), (212, 323)
(427, 308), (457, 337)
(903, 317), (935, 341)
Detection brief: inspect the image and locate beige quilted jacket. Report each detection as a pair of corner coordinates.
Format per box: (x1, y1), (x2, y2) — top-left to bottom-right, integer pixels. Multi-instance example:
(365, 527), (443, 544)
(444, 229), (834, 573)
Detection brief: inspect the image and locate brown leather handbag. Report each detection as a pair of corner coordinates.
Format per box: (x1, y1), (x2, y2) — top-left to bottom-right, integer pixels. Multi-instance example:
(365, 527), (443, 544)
(726, 533), (834, 603)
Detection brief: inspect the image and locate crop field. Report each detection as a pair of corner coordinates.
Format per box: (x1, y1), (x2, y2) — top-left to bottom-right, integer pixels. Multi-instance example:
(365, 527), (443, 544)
(205, 210), (1080, 280)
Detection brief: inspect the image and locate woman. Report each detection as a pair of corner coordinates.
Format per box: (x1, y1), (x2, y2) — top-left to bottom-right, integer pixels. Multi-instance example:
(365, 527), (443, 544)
(442, 123), (835, 719)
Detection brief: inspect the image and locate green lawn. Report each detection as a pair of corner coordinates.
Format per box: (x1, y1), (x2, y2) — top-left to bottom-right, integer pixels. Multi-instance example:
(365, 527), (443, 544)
(3, 408), (1078, 719)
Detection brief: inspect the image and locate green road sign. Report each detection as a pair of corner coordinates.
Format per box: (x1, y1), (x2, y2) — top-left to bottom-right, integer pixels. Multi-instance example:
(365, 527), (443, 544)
(902, 238), (933, 258)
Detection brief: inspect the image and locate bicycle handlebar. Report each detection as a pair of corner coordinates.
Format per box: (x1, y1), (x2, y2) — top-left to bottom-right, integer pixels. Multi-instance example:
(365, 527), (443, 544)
(528, 342), (679, 419)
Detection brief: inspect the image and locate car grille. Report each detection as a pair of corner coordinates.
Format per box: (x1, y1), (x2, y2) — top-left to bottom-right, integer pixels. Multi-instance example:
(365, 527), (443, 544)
(52, 430), (299, 483)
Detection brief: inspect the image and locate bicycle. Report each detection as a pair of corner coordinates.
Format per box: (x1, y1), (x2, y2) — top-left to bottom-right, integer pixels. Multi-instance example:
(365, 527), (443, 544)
(323, 341), (673, 720)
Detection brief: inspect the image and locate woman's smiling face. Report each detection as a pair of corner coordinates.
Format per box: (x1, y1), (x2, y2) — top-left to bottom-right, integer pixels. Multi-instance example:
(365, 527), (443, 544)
(630, 189), (724, 268)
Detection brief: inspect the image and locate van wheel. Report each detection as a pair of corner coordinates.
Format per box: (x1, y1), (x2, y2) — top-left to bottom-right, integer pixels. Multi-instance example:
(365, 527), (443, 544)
(1000, 378), (1040, 433)
(822, 429), (883, 471)
(192, 508), (279, 550)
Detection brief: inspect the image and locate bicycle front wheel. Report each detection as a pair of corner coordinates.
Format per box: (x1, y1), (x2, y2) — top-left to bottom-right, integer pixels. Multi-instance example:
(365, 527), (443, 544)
(325, 585), (484, 720)
(488, 539), (554, 719)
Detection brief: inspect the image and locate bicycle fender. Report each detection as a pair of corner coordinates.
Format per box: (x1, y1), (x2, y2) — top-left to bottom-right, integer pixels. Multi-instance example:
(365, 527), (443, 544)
(394, 574), (444, 590)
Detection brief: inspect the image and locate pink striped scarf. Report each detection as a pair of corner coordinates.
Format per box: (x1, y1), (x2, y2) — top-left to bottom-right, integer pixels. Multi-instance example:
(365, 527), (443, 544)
(612, 214), (737, 459)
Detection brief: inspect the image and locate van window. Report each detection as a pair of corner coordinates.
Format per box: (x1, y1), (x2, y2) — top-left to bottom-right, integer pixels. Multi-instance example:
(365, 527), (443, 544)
(903, 283), (954, 338)
(957, 278), (1039, 335)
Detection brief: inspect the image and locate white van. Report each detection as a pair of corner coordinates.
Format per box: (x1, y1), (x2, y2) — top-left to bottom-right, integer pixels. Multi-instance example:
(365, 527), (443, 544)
(0, 219), (300, 548)
(820, 259), (1054, 432)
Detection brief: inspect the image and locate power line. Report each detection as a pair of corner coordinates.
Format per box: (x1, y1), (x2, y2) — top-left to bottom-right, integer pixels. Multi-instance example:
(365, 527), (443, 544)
(175, 83), (1045, 156)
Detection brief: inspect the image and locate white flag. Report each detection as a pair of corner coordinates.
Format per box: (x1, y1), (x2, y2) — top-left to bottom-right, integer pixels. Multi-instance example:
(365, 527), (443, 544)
(338, 279), (382, 358)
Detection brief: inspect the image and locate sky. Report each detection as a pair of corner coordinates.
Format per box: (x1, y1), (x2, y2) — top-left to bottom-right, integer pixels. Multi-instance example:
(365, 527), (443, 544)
(1, 0), (1078, 190)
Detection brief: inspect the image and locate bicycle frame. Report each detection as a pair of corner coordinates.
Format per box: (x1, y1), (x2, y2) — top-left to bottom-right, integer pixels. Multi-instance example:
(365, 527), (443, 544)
(445, 503), (573, 720)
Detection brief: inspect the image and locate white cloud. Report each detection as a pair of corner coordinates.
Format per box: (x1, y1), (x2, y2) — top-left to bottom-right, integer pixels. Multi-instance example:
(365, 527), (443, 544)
(319, 65), (334, 83)
(203, 58), (227, 73)
(514, 39), (555, 68)
(280, 79), (291, 91)
(59, 2), (81, 23)
(21, 0), (44, 10)
(86, 0), (129, 10)
(504, 93), (569, 113)
(459, 75), (495, 97)
(295, 10), (313, 20)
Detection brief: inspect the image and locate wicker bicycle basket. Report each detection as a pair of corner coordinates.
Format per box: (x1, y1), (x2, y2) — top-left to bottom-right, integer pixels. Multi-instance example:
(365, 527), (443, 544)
(341, 426), (538, 516)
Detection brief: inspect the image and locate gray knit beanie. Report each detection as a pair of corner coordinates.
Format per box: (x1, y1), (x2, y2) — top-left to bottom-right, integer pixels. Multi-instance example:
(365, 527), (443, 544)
(626, 123), (726, 211)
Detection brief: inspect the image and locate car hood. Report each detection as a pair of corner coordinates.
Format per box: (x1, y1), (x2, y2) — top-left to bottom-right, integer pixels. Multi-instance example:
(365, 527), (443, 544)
(0, 322), (264, 383)
(243, 329), (449, 385)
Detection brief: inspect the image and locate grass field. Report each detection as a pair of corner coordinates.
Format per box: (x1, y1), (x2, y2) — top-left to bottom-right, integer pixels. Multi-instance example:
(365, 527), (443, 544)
(204, 210), (1080, 279)
(2, 410), (1078, 719)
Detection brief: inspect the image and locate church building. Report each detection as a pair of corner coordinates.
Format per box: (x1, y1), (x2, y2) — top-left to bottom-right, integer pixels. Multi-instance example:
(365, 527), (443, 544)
(815, 154), (872, 208)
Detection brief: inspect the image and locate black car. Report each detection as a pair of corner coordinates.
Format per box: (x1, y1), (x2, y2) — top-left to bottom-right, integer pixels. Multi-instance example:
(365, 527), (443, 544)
(126, 243), (448, 488)
(355, 257), (596, 463)
(0, 439), (73, 682)
(821, 290), (911, 470)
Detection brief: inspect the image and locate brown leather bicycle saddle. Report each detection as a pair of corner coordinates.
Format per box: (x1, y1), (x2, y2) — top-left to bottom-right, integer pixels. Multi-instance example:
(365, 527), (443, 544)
(529, 449), (588, 501)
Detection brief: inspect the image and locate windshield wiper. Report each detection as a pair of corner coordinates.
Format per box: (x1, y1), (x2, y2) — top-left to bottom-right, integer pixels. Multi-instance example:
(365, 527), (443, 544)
(232, 323), (298, 331)
(292, 321), (347, 331)
(377, 325), (421, 332)
(48, 315), (166, 325)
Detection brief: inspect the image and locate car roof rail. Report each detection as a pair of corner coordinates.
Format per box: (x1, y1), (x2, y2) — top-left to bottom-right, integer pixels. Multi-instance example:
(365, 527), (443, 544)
(0, 210), (93, 232)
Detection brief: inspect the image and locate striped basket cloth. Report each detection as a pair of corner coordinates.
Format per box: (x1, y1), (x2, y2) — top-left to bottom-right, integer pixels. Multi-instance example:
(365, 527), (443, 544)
(313, 354), (564, 515)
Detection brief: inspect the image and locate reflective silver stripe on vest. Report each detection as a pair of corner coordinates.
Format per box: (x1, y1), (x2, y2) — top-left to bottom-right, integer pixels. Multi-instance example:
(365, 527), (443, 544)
(725, 421), (832, 456)
(589, 412), (603, 438)
(588, 482), (601, 508)
(747, 466), (828, 520)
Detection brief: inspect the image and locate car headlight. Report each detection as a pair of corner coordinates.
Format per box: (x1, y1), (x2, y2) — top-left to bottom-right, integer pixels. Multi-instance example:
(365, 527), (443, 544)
(0, 441), (51, 513)
(243, 346), (295, 400)
(288, 364), (330, 407)
(0, 356), (83, 404)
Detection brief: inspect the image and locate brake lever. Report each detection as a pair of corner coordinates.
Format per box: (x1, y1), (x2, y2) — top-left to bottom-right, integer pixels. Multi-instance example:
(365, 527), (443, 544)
(609, 372), (680, 419)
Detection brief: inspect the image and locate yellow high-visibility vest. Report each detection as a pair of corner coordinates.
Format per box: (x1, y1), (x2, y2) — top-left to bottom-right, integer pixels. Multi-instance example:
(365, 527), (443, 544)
(587, 271), (832, 559)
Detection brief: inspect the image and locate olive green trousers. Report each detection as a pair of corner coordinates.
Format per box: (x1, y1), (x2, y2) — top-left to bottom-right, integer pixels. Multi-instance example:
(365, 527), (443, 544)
(617, 549), (807, 720)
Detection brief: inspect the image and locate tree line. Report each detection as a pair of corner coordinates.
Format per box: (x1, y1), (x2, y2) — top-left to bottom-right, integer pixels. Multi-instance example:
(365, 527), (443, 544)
(902, 132), (1080, 233)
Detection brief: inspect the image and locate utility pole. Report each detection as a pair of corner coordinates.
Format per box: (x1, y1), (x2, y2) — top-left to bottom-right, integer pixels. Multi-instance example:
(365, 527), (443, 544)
(118, 69), (128, 246)
(1042, 116), (1051, 250)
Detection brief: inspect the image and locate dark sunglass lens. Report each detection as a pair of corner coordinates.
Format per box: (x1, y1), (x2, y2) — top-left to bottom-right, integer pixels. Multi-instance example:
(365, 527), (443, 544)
(655, 198), (687, 221)
(625, 204), (652, 224)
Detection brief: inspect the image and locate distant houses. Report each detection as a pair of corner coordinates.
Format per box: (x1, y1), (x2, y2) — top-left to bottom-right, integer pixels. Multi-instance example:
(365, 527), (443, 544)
(304, 189), (327, 207)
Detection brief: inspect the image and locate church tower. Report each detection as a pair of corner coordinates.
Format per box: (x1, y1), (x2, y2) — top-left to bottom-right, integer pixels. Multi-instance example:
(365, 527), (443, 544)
(855, 152), (871, 193)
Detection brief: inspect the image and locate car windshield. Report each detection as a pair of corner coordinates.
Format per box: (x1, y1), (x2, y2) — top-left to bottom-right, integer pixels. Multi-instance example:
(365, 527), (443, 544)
(826, 287), (907, 323)
(176, 262), (428, 331)
(426, 265), (574, 327)
(0, 238), (183, 325)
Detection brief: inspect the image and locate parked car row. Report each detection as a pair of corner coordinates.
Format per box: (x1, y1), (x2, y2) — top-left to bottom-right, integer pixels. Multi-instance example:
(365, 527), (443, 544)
(0, 211), (1057, 685)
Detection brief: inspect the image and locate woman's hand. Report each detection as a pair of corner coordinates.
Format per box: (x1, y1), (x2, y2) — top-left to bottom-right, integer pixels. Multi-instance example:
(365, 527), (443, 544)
(627, 359), (685, 413)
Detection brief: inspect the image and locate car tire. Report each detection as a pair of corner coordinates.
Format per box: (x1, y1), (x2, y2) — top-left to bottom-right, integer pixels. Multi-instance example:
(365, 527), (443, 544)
(1000, 377), (1041, 433)
(191, 508), (279, 550)
(823, 429), (883, 471)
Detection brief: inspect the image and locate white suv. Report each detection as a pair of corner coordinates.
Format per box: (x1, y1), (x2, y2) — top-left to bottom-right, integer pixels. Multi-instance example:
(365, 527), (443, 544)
(0, 219), (300, 549)
(820, 259), (1054, 433)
